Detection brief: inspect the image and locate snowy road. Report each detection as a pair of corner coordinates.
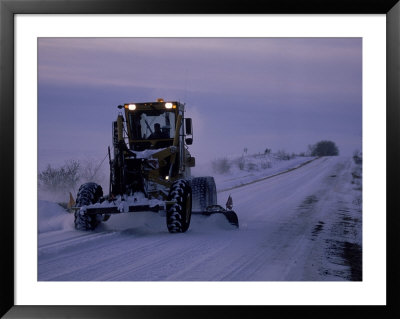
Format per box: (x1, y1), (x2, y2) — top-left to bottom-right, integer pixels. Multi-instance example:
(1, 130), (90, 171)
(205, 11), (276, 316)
(38, 156), (362, 281)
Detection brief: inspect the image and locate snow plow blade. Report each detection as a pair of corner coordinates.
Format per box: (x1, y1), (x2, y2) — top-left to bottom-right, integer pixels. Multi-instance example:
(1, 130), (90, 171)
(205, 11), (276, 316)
(197, 205), (239, 228)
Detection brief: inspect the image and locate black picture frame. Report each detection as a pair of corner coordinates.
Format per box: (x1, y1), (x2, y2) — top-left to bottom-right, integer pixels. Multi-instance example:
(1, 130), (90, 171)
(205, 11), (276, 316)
(1, 0), (399, 318)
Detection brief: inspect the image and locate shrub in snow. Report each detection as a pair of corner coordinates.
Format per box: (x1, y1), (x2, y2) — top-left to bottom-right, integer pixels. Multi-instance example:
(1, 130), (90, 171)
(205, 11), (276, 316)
(246, 162), (258, 171)
(38, 159), (106, 197)
(353, 150), (362, 164)
(261, 160), (272, 169)
(351, 165), (362, 190)
(38, 160), (80, 194)
(276, 150), (292, 161)
(238, 156), (245, 170)
(264, 148), (271, 155)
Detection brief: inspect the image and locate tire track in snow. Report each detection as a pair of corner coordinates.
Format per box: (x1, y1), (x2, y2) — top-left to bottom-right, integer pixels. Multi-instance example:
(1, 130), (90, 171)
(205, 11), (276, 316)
(38, 231), (118, 257)
(39, 233), (169, 280)
(44, 230), (233, 281)
(96, 228), (236, 281)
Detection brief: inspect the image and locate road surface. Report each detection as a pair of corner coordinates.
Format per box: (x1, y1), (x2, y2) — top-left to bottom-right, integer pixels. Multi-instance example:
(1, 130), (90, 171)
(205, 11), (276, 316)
(38, 156), (362, 281)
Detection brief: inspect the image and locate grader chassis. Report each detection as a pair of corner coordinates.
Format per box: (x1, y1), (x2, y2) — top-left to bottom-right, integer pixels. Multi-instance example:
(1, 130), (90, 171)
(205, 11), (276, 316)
(73, 99), (239, 233)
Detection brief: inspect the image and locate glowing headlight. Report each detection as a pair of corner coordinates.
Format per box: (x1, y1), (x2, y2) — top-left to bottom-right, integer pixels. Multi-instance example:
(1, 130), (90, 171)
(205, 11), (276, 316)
(127, 104), (136, 111)
(165, 102), (173, 109)
(165, 176), (169, 180)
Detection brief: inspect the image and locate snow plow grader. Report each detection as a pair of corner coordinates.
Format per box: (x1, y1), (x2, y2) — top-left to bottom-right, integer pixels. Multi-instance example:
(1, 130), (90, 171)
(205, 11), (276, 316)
(72, 99), (239, 233)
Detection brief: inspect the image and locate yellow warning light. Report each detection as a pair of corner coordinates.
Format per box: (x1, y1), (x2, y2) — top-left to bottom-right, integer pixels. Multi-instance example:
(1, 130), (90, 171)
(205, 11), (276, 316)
(157, 98), (164, 102)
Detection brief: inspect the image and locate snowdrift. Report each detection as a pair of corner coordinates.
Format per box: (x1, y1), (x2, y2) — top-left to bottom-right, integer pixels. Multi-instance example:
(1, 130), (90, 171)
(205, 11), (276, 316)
(38, 200), (74, 233)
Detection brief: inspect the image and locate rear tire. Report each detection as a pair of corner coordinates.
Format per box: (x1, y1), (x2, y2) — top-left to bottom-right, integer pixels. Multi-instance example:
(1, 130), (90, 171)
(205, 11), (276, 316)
(167, 180), (192, 233)
(190, 176), (217, 211)
(74, 182), (103, 231)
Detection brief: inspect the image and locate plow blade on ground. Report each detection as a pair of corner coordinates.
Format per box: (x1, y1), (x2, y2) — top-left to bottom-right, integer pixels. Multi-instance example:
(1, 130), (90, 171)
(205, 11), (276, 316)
(193, 205), (239, 228)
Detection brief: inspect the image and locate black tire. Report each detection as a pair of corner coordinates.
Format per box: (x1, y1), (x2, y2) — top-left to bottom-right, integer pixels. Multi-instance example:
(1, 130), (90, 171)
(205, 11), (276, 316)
(74, 182), (103, 231)
(167, 180), (192, 233)
(190, 176), (217, 212)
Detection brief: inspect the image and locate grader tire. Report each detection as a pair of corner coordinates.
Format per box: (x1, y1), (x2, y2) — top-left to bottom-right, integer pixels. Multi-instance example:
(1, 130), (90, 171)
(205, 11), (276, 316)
(190, 176), (217, 212)
(74, 182), (103, 231)
(167, 180), (192, 233)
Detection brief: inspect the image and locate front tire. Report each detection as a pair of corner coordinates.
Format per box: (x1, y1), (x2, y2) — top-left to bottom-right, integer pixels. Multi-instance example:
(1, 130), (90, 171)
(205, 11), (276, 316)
(167, 180), (192, 233)
(74, 182), (103, 231)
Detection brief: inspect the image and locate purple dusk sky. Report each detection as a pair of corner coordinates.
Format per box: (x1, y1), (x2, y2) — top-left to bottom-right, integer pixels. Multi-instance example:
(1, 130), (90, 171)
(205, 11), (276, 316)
(38, 37), (362, 169)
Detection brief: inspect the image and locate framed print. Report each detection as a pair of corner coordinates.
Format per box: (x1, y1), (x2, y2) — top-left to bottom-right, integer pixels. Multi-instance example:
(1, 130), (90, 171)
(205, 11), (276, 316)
(1, 0), (399, 318)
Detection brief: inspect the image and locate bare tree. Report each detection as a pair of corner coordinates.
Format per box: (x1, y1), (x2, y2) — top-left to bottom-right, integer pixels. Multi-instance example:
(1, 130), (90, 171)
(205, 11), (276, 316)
(38, 160), (80, 194)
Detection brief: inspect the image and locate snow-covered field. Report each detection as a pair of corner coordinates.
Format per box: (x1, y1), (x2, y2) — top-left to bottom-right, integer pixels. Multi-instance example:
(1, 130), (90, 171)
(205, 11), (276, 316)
(38, 155), (362, 281)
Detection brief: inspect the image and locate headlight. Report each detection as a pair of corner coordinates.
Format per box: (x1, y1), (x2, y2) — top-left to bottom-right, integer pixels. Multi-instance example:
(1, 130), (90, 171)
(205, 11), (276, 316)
(125, 104), (136, 110)
(165, 102), (173, 109)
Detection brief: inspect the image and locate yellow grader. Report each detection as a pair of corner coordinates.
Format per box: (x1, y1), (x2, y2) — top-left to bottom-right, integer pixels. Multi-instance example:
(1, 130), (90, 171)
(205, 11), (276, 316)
(72, 99), (239, 233)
